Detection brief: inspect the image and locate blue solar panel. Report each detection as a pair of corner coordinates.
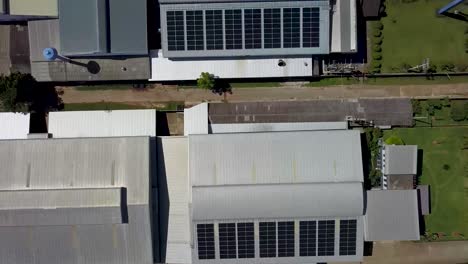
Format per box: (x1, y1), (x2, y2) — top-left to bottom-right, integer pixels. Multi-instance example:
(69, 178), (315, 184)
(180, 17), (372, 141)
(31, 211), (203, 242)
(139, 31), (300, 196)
(197, 224), (215, 259)
(166, 11), (185, 51)
(186, 10), (204, 50)
(263, 8), (281, 49)
(259, 222), (276, 258)
(206, 10), (223, 50)
(237, 223), (255, 258)
(225, 9), (243, 50)
(283, 8), (301, 48)
(244, 9), (262, 49)
(339, 220), (357, 256)
(303, 8), (320, 48)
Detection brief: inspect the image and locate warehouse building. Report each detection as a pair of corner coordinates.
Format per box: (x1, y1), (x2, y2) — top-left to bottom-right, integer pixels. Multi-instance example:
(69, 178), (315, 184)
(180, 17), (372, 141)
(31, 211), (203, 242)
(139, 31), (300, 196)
(151, 0), (358, 80)
(0, 0), (57, 22)
(0, 137), (155, 264)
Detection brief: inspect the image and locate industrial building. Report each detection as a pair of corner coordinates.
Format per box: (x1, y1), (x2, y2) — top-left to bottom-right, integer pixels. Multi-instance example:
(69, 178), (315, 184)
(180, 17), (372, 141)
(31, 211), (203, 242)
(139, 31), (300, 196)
(0, 109), (426, 263)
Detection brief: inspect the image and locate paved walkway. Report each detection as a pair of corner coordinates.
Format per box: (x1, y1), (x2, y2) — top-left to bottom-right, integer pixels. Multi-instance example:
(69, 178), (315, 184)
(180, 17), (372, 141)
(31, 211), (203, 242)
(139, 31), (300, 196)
(61, 83), (468, 104)
(364, 241), (468, 264)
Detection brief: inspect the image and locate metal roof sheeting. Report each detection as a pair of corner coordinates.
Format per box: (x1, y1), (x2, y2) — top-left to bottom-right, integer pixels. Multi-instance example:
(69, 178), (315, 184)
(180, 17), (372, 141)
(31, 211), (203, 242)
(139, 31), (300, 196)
(331, 0), (357, 53)
(364, 190), (420, 241)
(0, 137), (153, 264)
(210, 122), (348, 133)
(157, 136), (192, 264)
(189, 130), (364, 186)
(192, 182), (364, 220)
(9, 0), (58, 16)
(151, 50), (313, 81)
(0, 113), (30, 139)
(0, 188), (122, 210)
(184, 103), (208, 136)
(383, 145), (418, 175)
(49, 110), (156, 138)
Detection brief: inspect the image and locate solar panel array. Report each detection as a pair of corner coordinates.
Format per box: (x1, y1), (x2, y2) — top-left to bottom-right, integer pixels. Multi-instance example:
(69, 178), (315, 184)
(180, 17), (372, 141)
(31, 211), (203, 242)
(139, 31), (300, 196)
(166, 7), (320, 52)
(196, 219), (358, 260)
(339, 220), (357, 255)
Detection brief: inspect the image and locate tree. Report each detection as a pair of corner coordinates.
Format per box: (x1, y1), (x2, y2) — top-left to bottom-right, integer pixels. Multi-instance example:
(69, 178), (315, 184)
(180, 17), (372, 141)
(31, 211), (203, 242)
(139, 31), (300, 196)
(427, 63), (437, 74)
(0, 72), (63, 113)
(427, 99), (442, 110)
(442, 97), (451, 108)
(411, 99), (422, 115)
(197, 72), (215, 91)
(450, 101), (466, 121)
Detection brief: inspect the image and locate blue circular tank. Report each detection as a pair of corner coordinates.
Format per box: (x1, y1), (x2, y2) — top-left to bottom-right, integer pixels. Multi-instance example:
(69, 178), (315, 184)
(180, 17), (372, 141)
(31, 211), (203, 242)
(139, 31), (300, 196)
(43, 47), (58, 61)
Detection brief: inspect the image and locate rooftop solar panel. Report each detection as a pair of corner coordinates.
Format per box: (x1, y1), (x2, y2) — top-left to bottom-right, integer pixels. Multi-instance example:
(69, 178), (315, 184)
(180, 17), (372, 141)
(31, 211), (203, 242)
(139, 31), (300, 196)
(318, 220), (335, 256)
(339, 220), (357, 255)
(197, 224), (215, 259)
(237, 222), (255, 258)
(278, 221), (295, 257)
(259, 222), (277, 258)
(299, 221), (316, 256)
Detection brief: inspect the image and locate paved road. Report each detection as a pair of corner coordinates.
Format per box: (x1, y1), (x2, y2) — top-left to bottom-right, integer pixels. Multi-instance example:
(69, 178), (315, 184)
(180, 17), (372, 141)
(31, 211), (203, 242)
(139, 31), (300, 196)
(364, 241), (468, 264)
(61, 83), (468, 104)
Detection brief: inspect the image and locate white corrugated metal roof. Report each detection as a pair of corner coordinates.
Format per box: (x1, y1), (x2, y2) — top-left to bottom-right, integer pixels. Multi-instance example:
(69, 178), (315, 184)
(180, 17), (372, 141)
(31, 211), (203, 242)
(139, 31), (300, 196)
(383, 145), (418, 175)
(0, 137), (150, 205)
(189, 130), (364, 186)
(210, 122), (348, 133)
(364, 190), (420, 241)
(150, 50), (313, 81)
(0, 137), (153, 264)
(0, 113), (30, 139)
(157, 136), (192, 264)
(0, 188), (122, 210)
(192, 182), (364, 220)
(184, 103), (208, 136)
(48, 110), (156, 138)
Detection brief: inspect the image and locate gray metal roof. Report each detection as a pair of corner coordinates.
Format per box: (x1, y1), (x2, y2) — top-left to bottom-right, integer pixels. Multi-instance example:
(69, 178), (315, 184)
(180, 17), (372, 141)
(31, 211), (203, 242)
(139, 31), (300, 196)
(364, 190), (420, 241)
(0, 113), (30, 139)
(59, 0), (148, 56)
(383, 145), (418, 175)
(331, 0), (357, 53)
(157, 136), (192, 264)
(192, 182), (364, 220)
(417, 185), (430, 215)
(0, 137), (154, 264)
(59, 0), (108, 55)
(189, 130), (364, 186)
(184, 103), (209, 135)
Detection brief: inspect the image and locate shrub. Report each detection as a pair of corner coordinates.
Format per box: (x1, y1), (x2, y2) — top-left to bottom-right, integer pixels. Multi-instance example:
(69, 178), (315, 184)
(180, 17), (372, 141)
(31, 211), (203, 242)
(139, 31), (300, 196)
(373, 35), (383, 45)
(450, 101), (467, 121)
(441, 63), (455, 72)
(197, 72), (215, 90)
(385, 135), (404, 145)
(427, 63), (437, 73)
(373, 45), (382, 52)
(373, 21), (384, 31)
(411, 99), (422, 115)
(373, 30), (382, 37)
(443, 164), (450, 171)
(401, 63), (412, 72)
(442, 97), (451, 108)
(372, 53), (382, 60)
(427, 99), (443, 110)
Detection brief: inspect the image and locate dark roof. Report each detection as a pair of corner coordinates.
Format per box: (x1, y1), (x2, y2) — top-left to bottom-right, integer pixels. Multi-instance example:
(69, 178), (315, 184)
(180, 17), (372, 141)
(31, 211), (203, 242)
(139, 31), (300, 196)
(417, 185), (431, 215)
(209, 99), (414, 127)
(58, 0), (148, 56)
(360, 0), (382, 18)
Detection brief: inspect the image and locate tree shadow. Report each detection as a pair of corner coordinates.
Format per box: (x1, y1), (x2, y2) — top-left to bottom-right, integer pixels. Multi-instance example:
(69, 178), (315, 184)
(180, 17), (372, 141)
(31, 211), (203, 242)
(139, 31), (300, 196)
(415, 149), (424, 185)
(212, 79), (232, 96)
(361, 132), (372, 190)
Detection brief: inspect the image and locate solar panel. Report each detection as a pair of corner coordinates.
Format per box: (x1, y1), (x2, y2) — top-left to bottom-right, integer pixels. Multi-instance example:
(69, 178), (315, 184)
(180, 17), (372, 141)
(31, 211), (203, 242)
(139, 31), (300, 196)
(186, 10), (204, 50)
(339, 220), (357, 256)
(219, 223), (237, 259)
(225, 9), (243, 50)
(302, 8), (320, 48)
(166, 11), (185, 51)
(263, 8), (281, 49)
(244, 9), (262, 49)
(317, 220), (335, 256)
(299, 221), (316, 256)
(283, 8), (301, 48)
(278, 221), (295, 257)
(259, 222), (276, 258)
(237, 223), (255, 258)
(206, 10), (223, 50)
(197, 224), (215, 259)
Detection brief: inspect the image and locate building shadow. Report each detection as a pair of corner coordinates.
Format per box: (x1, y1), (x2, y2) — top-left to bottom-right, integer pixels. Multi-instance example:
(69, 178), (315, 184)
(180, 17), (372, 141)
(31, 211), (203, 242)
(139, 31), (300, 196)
(156, 112), (170, 136)
(363, 241), (374, 256)
(155, 137), (169, 263)
(360, 133), (372, 190)
(415, 149), (424, 185)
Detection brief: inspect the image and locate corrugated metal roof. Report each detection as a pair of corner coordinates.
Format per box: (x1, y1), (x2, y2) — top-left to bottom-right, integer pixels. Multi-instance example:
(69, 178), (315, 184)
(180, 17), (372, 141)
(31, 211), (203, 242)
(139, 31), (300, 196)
(189, 130), (364, 186)
(364, 190), (420, 241)
(331, 0), (357, 53)
(383, 145), (418, 175)
(151, 50), (313, 81)
(193, 182), (364, 220)
(0, 113), (30, 139)
(49, 110), (156, 138)
(0, 207), (124, 226)
(28, 19), (60, 62)
(0, 188), (122, 210)
(160, 0), (327, 3)
(109, 0), (148, 54)
(184, 103), (208, 136)
(157, 136), (192, 264)
(0, 137), (150, 204)
(9, 0), (58, 16)
(210, 122), (348, 133)
(0, 137), (153, 264)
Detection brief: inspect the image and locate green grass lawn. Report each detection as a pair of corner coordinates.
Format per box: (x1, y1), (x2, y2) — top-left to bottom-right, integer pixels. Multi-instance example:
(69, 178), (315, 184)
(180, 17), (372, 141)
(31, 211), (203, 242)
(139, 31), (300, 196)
(384, 127), (468, 240)
(381, 0), (468, 72)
